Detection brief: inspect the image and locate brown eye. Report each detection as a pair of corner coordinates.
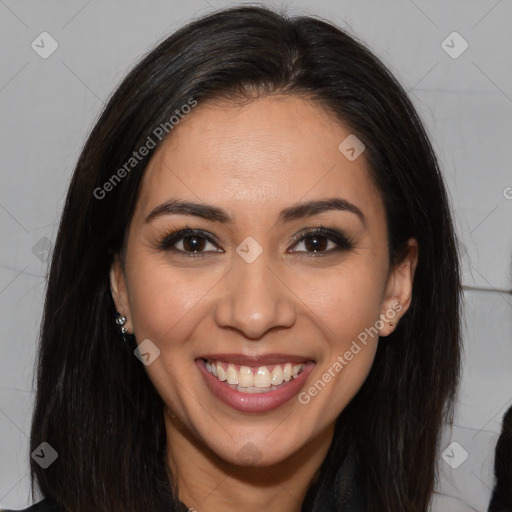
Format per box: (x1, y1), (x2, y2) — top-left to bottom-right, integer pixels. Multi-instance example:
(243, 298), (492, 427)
(299, 234), (331, 252)
(289, 227), (354, 254)
(158, 229), (222, 255)
(180, 234), (207, 252)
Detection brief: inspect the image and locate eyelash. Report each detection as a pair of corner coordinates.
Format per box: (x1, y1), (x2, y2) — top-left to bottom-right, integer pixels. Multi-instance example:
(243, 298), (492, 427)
(156, 225), (354, 258)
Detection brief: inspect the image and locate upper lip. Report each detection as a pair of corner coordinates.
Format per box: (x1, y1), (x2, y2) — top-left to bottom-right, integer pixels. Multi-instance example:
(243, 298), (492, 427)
(198, 353), (313, 366)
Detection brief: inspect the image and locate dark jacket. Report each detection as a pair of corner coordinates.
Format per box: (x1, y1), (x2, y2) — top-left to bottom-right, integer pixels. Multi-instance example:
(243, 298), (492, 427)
(488, 405), (512, 512)
(2, 444), (366, 512)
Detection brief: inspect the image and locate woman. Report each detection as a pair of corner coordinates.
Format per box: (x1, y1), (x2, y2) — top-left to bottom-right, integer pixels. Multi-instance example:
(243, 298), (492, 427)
(7, 5), (461, 512)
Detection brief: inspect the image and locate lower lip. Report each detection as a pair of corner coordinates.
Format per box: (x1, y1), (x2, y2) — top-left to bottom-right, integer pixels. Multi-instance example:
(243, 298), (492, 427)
(196, 359), (315, 413)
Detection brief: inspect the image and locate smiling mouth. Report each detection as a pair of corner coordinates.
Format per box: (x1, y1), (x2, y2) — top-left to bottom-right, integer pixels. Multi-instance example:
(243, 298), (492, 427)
(201, 358), (305, 394)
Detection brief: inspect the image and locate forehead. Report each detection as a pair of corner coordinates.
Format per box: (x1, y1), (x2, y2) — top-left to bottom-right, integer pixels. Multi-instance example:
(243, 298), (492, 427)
(134, 95), (384, 225)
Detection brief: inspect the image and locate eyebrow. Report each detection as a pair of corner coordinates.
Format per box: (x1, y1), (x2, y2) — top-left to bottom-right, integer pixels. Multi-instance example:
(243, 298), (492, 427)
(144, 197), (366, 226)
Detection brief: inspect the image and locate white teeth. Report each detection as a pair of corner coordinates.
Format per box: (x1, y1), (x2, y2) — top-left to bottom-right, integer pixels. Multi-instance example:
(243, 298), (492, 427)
(237, 385), (272, 393)
(283, 363), (292, 382)
(238, 366), (254, 388)
(216, 362), (227, 381)
(271, 365), (284, 385)
(205, 359), (306, 391)
(292, 364), (303, 377)
(226, 364), (239, 385)
(253, 366), (271, 388)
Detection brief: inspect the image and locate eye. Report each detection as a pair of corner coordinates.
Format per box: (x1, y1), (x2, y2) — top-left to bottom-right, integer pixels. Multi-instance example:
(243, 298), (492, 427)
(288, 227), (354, 255)
(157, 225), (354, 257)
(157, 227), (222, 256)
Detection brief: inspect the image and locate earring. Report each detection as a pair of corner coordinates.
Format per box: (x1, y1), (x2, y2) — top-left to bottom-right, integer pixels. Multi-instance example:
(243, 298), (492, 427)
(115, 312), (130, 337)
(389, 321), (395, 327)
(115, 312), (135, 343)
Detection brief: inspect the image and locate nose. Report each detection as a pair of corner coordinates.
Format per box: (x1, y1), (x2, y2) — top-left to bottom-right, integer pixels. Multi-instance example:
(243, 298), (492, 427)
(214, 252), (297, 340)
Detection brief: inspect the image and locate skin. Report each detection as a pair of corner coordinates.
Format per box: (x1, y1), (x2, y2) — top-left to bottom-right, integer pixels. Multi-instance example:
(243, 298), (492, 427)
(110, 94), (418, 512)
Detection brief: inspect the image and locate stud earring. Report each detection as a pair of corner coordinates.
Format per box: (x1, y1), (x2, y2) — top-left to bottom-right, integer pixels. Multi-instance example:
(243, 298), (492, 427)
(115, 312), (135, 343)
(115, 313), (128, 334)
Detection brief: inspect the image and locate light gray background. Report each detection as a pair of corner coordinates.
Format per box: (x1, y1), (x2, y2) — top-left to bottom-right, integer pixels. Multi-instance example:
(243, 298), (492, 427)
(1, 1), (511, 510)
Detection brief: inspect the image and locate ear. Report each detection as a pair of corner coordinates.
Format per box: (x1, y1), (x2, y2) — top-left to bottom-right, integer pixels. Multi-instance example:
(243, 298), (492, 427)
(378, 238), (418, 337)
(110, 254), (133, 332)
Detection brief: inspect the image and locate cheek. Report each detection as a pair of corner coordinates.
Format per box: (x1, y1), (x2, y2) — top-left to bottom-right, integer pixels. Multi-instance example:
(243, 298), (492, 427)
(124, 259), (213, 415)
(125, 256), (212, 349)
(292, 262), (384, 408)
(294, 262), (386, 344)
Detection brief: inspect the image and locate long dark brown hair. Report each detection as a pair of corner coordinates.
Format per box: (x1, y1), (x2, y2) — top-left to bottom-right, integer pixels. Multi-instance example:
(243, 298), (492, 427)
(30, 5), (462, 511)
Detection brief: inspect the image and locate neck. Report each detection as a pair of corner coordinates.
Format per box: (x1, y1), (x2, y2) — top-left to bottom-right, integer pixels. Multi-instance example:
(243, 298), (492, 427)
(164, 412), (335, 512)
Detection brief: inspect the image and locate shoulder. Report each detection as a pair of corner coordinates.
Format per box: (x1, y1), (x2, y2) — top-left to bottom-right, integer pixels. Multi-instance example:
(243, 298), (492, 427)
(1, 498), (60, 512)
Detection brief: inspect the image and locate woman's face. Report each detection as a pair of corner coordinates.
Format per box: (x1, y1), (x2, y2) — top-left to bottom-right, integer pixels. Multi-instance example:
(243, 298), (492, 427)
(111, 95), (416, 468)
